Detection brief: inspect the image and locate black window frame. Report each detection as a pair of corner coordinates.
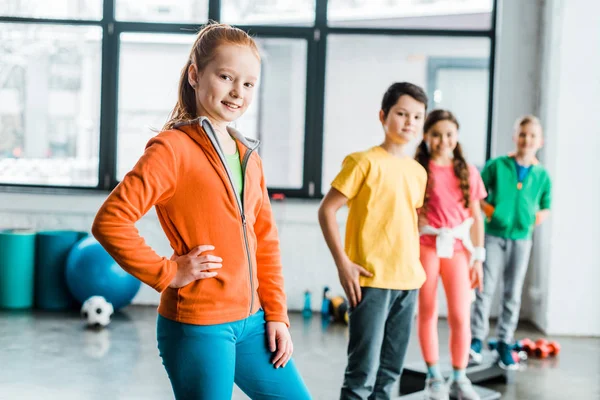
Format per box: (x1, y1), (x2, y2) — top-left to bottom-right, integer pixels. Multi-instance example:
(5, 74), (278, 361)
(0, 0), (498, 198)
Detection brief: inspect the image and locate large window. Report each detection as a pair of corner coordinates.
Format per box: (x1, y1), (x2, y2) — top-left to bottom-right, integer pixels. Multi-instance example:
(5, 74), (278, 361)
(0, 23), (102, 186)
(115, 0), (209, 23)
(328, 0), (493, 29)
(117, 33), (195, 180)
(117, 35), (307, 188)
(236, 38), (307, 189)
(0, 0), (497, 197)
(323, 35), (491, 193)
(221, 0), (316, 26)
(0, 0), (103, 20)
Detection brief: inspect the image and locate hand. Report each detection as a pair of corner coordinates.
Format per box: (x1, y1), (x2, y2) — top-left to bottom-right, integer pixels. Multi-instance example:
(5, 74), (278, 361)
(266, 321), (293, 368)
(168, 245), (222, 288)
(418, 212), (429, 230)
(470, 260), (484, 292)
(337, 257), (373, 308)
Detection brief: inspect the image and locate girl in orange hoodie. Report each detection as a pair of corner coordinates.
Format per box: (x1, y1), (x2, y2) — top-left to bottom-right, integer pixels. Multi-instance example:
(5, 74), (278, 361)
(92, 22), (311, 400)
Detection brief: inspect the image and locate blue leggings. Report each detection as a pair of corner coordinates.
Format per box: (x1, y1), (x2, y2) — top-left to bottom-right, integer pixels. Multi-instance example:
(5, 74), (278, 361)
(157, 310), (312, 400)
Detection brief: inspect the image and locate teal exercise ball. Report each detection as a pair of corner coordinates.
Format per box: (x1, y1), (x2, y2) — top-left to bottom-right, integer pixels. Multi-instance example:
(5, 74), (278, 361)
(65, 237), (141, 310)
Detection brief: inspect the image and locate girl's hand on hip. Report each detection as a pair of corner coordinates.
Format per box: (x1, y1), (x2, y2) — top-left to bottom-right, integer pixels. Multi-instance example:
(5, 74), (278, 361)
(470, 260), (484, 292)
(168, 245), (222, 288)
(266, 321), (293, 369)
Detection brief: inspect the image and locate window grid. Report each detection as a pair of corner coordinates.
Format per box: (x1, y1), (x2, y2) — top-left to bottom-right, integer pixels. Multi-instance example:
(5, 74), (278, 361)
(0, 0), (498, 198)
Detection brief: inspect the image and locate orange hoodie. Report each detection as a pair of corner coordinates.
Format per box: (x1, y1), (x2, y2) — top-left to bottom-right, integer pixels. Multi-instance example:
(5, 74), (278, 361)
(92, 118), (289, 326)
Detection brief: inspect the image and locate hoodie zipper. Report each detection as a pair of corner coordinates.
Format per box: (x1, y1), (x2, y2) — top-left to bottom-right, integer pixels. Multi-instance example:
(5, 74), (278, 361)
(240, 149), (254, 314)
(199, 118), (258, 316)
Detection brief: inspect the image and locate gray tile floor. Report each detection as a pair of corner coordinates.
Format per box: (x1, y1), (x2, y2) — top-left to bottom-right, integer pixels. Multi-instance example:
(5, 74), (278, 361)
(0, 306), (598, 400)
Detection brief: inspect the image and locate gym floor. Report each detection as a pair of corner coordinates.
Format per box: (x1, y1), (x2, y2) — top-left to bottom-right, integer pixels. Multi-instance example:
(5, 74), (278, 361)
(1, 306), (598, 400)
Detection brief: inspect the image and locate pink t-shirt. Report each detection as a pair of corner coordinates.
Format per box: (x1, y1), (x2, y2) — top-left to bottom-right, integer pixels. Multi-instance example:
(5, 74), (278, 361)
(420, 162), (487, 251)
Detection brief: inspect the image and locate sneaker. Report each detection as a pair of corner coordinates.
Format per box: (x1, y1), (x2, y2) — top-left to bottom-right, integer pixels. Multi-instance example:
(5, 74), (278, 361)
(448, 378), (481, 400)
(469, 338), (483, 364)
(497, 341), (519, 370)
(424, 376), (449, 400)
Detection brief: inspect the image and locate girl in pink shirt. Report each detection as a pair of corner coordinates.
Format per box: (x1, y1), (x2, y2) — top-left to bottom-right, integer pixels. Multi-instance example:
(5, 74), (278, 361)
(414, 109), (486, 400)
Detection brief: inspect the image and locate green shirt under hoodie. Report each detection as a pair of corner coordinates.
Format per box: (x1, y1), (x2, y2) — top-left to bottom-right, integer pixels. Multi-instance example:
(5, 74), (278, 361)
(481, 155), (552, 240)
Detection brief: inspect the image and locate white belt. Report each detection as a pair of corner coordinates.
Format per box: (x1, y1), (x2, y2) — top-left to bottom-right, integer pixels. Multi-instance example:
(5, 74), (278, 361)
(420, 218), (484, 265)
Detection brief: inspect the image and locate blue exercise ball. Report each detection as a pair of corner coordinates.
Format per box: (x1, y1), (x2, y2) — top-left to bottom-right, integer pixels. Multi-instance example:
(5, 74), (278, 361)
(65, 237), (141, 310)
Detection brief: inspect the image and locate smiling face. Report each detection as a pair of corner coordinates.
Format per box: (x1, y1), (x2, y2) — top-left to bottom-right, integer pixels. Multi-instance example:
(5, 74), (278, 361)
(379, 95), (426, 145)
(425, 119), (459, 160)
(188, 44), (260, 128)
(514, 121), (543, 158)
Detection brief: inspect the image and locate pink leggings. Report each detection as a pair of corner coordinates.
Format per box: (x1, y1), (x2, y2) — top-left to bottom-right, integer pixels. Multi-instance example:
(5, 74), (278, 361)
(418, 245), (471, 369)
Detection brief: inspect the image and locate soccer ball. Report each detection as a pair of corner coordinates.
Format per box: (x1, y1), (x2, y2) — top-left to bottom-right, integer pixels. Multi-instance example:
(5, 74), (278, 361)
(81, 296), (114, 328)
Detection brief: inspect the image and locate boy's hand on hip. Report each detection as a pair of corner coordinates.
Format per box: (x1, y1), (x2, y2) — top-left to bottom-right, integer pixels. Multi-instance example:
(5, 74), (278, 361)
(470, 261), (484, 292)
(266, 321), (293, 368)
(337, 258), (373, 308)
(168, 245), (222, 288)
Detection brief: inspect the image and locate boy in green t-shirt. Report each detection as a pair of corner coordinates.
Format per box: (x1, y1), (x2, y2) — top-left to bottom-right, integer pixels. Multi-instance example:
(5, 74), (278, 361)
(470, 115), (552, 370)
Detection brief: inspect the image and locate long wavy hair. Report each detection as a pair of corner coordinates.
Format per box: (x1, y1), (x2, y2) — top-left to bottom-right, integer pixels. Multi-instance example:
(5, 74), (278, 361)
(415, 109), (470, 211)
(162, 22), (260, 130)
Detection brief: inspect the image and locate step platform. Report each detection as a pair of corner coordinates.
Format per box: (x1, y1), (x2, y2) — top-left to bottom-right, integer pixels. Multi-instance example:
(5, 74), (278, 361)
(399, 384), (501, 399)
(399, 350), (512, 396)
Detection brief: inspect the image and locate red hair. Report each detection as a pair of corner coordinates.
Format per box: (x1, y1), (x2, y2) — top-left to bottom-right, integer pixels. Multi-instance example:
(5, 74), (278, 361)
(163, 22), (260, 130)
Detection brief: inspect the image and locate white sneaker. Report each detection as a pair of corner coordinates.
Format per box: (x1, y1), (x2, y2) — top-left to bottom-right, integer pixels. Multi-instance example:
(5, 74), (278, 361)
(469, 348), (483, 364)
(448, 378), (481, 400)
(424, 376), (449, 400)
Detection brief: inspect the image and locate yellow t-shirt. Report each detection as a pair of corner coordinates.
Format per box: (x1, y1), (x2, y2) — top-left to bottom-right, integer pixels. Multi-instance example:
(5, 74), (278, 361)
(331, 146), (427, 290)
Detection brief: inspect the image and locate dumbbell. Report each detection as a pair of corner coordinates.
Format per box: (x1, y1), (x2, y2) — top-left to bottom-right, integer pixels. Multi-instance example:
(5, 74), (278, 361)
(534, 339), (561, 358)
(548, 341), (561, 356)
(515, 338), (535, 353)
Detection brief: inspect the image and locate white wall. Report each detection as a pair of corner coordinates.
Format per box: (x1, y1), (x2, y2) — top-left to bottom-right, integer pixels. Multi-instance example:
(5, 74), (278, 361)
(491, 0), (544, 324)
(529, 0), (600, 336)
(491, 0), (543, 155)
(481, 0), (600, 336)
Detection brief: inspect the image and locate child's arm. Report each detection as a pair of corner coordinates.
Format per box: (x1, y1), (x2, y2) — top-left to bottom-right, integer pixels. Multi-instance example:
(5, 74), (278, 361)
(479, 160), (495, 220)
(253, 160), (295, 368)
(535, 176), (552, 225)
(92, 136), (179, 293)
(469, 199), (485, 292)
(469, 164), (487, 292)
(480, 200), (495, 220)
(535, 209), (550, 225)
(318, 189), (348, 267)
(470, 200), (485, 249)
(253, 159), (290, 327)
(417, 208), (428, 229)
(318, 188), (372, 308)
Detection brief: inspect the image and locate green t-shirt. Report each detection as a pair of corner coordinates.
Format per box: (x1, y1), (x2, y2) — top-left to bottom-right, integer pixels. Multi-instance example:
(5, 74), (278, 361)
(481, 155), (552, 239)
(225, 149), (243, 203)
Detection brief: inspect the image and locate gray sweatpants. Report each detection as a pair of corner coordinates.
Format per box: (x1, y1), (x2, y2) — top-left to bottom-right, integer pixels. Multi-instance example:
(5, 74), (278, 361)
(471, 234), (533, 343)
(340, 287), (417, 400)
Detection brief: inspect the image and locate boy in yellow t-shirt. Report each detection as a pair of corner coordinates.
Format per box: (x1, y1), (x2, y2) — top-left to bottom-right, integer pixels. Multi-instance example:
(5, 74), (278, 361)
(318, 82), (428, 400)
